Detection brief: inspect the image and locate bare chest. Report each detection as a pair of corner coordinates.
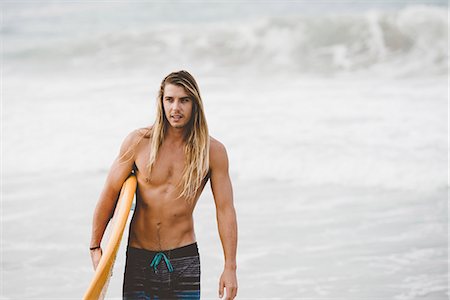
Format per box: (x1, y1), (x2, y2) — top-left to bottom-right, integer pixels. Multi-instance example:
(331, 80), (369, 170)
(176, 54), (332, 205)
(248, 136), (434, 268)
(135, 144), (185, 186)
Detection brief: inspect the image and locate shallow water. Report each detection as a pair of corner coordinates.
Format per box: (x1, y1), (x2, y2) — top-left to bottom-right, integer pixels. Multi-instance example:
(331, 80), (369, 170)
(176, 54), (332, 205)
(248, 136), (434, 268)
(3, 75), (447, 299)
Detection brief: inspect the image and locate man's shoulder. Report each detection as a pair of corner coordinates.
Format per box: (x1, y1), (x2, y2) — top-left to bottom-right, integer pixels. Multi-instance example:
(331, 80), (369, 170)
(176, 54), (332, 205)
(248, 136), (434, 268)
(209, 136), (228, 166)
(121, 126), (152, 149)
(127, 126), (151, 141)
(134, 126), (152, 139)
(209, 136), (226, 152)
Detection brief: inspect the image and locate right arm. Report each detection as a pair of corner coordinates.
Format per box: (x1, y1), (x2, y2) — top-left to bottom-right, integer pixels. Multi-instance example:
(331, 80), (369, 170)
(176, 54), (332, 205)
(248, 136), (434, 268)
(89, 130), (139, 270)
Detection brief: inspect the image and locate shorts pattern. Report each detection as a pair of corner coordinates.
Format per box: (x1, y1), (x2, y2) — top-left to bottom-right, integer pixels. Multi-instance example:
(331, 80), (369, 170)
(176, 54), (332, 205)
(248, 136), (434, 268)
(123, 243), (200, 300)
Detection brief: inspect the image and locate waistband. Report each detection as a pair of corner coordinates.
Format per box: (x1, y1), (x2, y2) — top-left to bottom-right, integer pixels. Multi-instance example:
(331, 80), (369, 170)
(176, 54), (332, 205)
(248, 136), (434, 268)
(127, 242), (199, 260)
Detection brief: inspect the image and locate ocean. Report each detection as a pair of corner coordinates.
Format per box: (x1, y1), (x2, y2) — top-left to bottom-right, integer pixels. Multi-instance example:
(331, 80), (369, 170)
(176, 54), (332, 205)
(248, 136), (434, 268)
(2, 1), (448, 299)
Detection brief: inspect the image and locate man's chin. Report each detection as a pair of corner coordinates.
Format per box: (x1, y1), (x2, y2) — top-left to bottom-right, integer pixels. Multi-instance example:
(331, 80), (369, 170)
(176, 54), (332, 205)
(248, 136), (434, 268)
(170, 123), (186, 129)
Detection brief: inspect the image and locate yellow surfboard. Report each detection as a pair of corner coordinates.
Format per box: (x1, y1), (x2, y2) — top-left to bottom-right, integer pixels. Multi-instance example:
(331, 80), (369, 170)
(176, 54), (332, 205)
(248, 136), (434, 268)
(84, 174), (137, 300)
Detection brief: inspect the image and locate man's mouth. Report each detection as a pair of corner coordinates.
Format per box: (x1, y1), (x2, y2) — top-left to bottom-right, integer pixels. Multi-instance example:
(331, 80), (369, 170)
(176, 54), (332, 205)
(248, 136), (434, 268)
(171, 114), (182, 121)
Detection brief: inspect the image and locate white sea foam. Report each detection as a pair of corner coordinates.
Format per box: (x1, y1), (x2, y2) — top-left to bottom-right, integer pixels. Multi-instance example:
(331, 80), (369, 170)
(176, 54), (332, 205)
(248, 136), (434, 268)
(3, 4), (447, 77)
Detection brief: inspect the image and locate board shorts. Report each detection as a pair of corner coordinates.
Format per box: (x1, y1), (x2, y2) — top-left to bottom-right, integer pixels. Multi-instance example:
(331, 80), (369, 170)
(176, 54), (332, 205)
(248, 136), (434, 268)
(122, 242), (201, 300)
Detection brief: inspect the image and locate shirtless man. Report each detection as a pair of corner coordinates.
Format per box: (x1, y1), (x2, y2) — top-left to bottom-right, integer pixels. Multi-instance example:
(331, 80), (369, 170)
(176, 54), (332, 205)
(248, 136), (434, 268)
(89, 70), (238, 300)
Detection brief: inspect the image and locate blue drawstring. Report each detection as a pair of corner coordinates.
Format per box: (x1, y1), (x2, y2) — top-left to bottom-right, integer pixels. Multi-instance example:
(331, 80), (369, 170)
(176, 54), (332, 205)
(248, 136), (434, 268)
(150, 252), (174, 273)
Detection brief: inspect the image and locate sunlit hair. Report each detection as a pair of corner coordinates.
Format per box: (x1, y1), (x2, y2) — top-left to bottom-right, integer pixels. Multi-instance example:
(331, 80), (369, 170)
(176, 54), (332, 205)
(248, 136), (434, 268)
(148, 70), (210, 203)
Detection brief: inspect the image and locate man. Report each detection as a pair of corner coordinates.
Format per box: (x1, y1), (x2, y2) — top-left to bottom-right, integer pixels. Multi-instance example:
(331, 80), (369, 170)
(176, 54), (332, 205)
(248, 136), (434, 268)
(89, 70), (238, 299)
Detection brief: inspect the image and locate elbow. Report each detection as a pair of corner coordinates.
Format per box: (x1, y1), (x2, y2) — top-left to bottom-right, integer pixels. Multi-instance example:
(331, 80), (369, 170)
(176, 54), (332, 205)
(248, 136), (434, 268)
(216, 204), (237, 220)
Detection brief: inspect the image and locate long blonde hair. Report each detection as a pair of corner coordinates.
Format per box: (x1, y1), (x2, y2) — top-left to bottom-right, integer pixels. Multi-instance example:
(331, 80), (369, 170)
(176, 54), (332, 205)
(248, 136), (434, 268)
(148, 70), (210, 203)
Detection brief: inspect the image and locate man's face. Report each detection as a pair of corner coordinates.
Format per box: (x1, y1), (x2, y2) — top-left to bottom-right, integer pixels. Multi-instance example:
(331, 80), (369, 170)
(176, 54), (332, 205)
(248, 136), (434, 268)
(162, 84), (193, 129)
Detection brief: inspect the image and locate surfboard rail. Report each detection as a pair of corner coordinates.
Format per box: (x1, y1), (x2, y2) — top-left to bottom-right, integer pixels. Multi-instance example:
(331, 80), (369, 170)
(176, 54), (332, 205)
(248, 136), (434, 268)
(83, 174), (137, 300)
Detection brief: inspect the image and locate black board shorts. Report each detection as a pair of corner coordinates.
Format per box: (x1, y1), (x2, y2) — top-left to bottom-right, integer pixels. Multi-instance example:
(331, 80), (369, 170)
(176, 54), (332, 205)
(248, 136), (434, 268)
(122, 242), (201, 300)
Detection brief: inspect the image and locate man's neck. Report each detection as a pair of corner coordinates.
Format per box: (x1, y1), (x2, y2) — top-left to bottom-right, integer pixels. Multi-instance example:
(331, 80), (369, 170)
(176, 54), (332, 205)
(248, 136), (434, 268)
(165, 126), (186, 147)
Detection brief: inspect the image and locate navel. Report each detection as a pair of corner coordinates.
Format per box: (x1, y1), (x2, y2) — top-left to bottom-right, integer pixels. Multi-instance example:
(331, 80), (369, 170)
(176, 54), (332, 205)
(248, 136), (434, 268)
(167, 167), (173, 179)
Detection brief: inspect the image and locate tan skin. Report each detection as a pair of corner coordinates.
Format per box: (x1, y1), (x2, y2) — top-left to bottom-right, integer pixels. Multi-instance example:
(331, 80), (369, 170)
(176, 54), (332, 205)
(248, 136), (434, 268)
(90, 84), (238, 299)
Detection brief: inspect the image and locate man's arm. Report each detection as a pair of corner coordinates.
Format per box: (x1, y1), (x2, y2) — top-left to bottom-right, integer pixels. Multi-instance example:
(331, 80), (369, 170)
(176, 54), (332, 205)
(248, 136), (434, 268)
(89, 130), (138, 270)
(210, 139), (238, 300)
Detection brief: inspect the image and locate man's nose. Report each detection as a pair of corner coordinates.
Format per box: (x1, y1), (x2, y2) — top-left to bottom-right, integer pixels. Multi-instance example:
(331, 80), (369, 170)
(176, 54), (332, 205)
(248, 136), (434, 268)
(172, 100), (181, 110)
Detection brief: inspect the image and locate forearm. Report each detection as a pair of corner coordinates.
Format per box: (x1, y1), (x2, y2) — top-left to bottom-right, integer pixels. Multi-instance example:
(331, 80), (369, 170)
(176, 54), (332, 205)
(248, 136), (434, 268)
(90, 190), (118, 247)
(217, 206), (238, 270)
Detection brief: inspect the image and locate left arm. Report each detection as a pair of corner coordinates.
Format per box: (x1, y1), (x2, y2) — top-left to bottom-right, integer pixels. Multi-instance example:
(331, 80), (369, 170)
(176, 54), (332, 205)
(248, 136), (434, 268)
(210, 139), (238, 300)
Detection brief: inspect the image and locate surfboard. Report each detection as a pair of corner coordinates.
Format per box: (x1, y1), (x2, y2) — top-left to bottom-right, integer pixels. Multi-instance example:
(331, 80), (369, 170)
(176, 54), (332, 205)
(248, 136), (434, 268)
(83, 173), (137, 300)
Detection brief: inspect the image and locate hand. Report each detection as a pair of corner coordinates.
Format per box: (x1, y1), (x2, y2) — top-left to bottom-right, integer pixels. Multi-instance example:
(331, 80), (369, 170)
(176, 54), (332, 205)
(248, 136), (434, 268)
(219, 268), (238, 299)
(90, 247), (103, 271)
